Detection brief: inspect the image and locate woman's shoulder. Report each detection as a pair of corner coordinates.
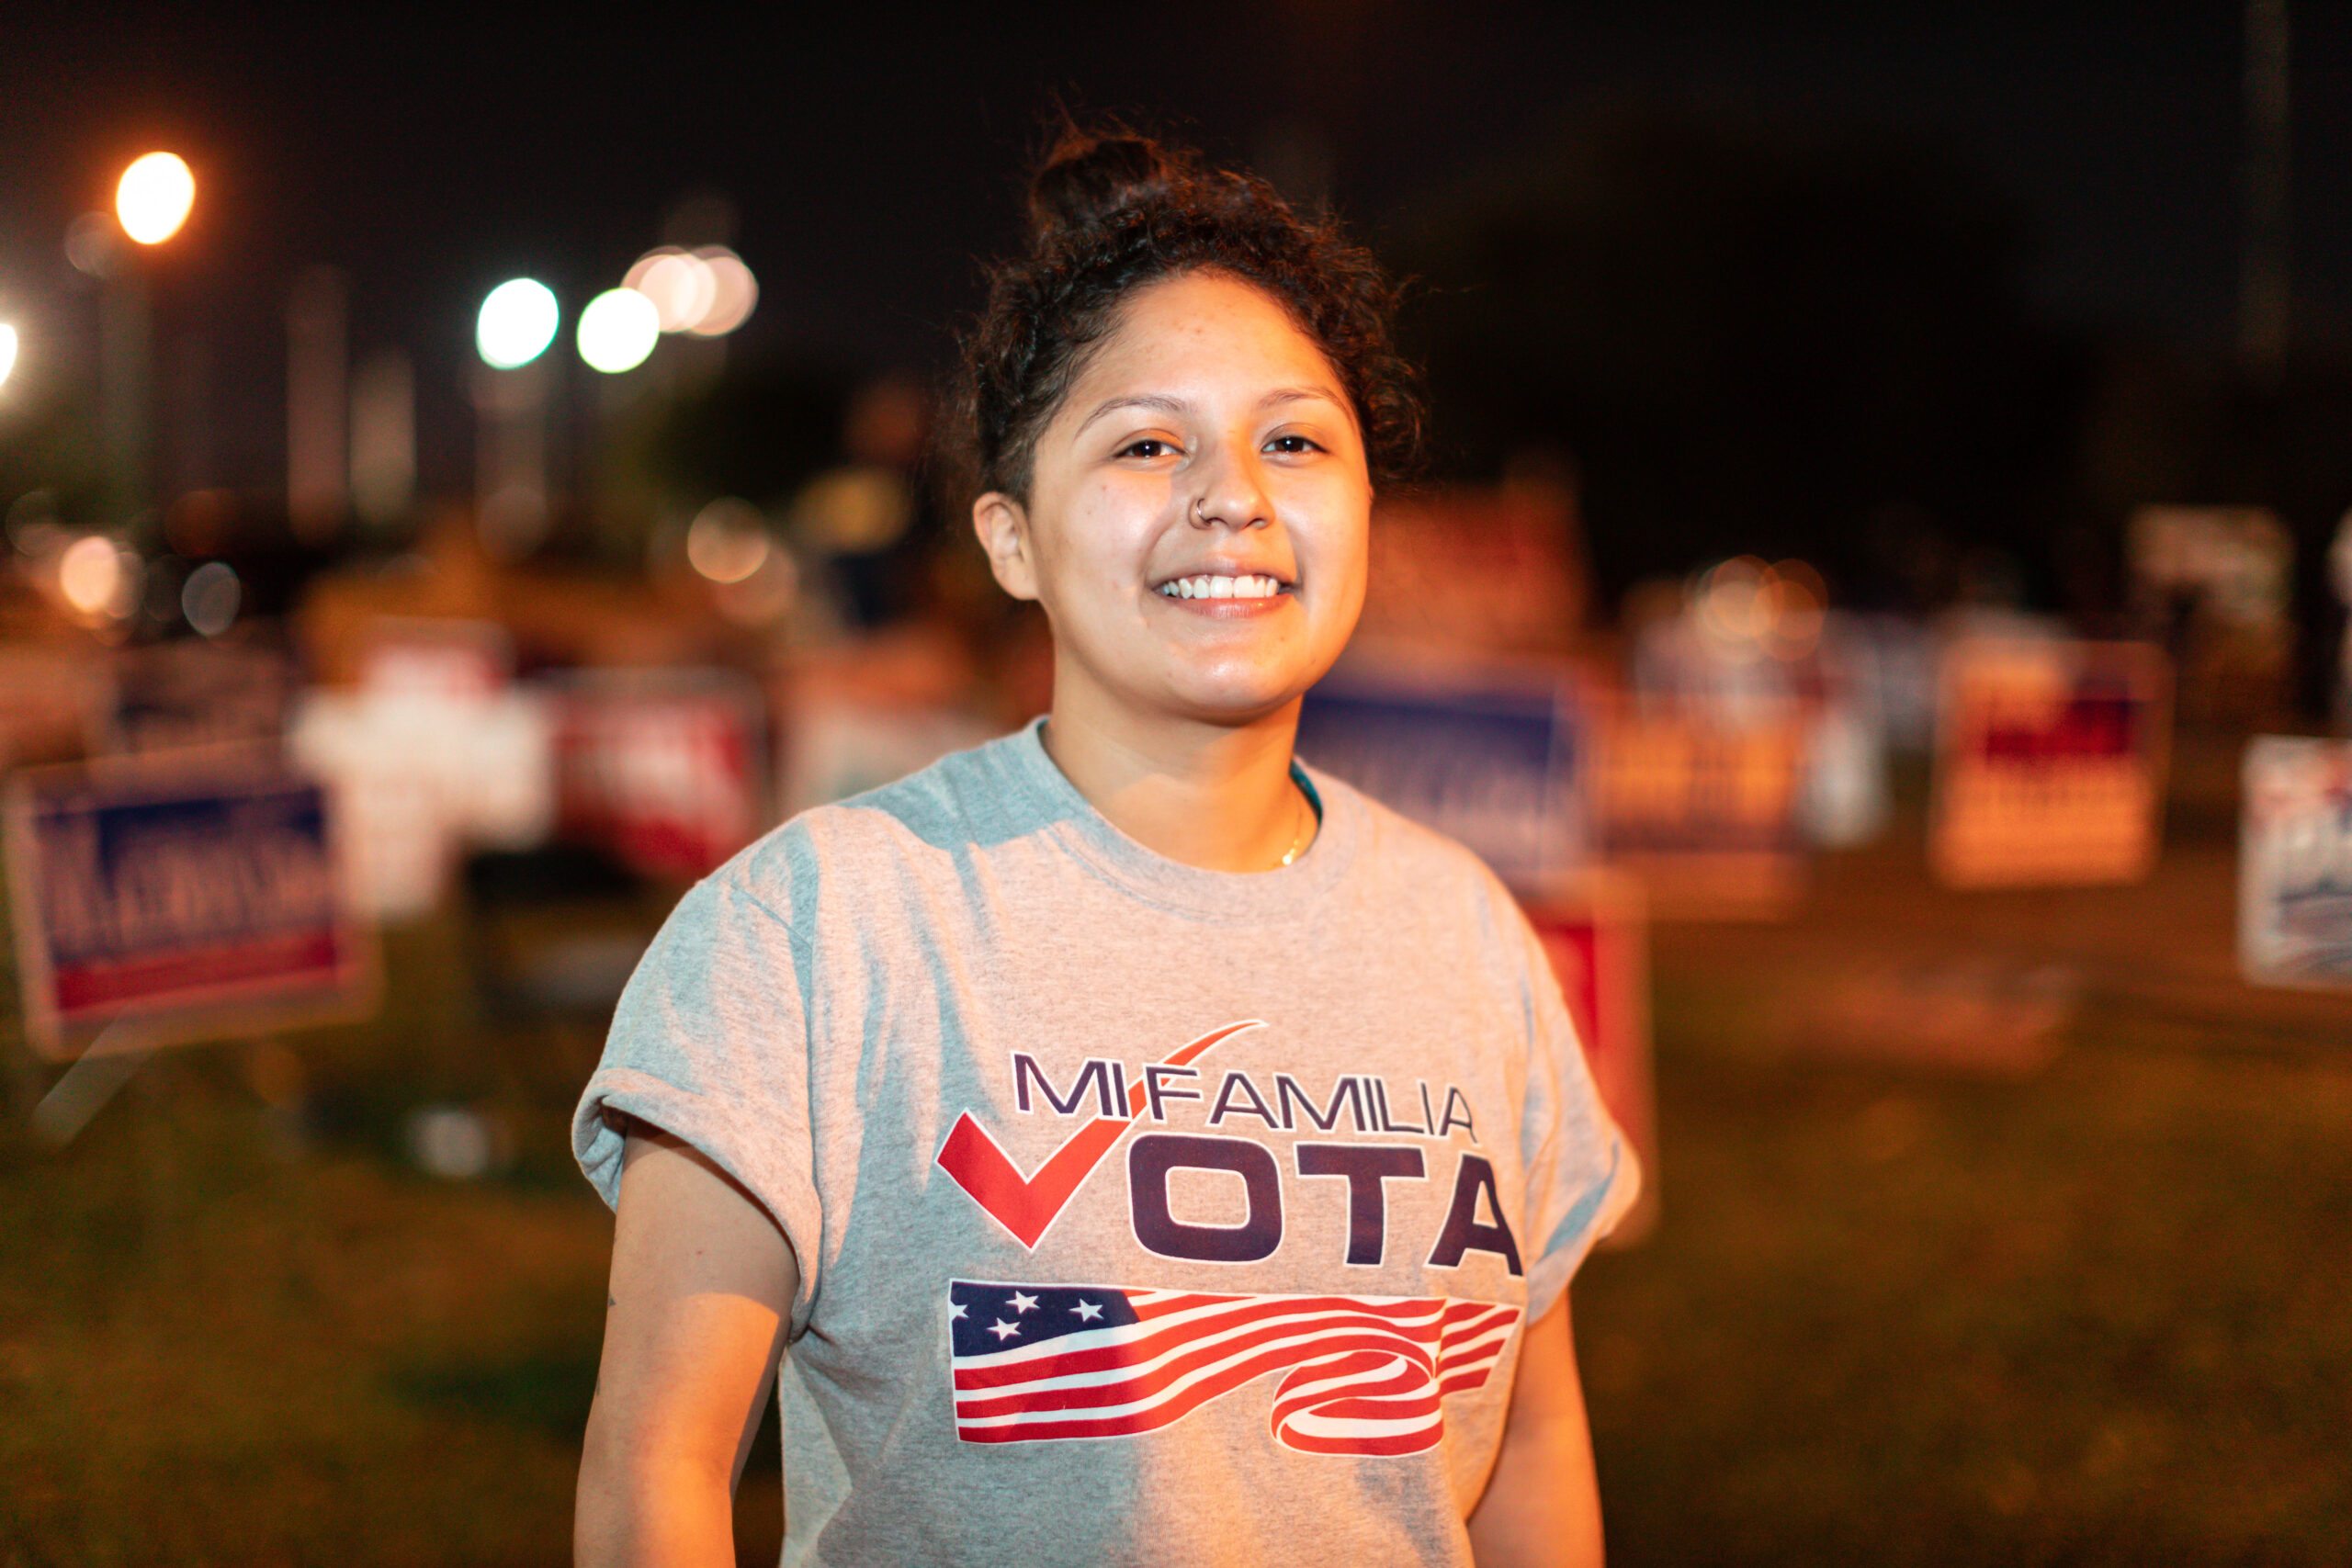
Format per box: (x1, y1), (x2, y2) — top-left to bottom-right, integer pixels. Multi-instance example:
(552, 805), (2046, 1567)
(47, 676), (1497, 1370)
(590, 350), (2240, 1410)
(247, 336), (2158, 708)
(720, 722), (1048, 909)
(1306, 761), (1520, 904)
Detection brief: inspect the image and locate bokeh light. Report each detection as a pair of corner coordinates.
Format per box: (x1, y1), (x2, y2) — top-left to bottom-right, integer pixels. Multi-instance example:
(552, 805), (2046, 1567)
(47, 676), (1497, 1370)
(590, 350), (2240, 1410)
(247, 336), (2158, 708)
(1690, 556), (1827, 662)
(0, 324), (17, 390)
(685, 498), (772, 584)
(64, 213), (117, 276)
(623, 248), (716, 333)
(621, 245), (759, 336)
(58, 537), (119, 615)
(475, 278), (560, 368)
(1762, 559), (1826, 659)
(405, 1105), (502, 1181)
(59, 536), (141, 621)
(182, 560), (242, 637)
(6, 491), (62, 557)
(577, 288), (660, 373)
(116, 152), (196, 244)
(687, 246), (757, 336)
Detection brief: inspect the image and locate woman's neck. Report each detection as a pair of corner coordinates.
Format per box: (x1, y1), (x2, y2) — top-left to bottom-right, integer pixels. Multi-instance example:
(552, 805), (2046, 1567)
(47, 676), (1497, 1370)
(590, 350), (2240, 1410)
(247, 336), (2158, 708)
(1040, 698), (1313, 874)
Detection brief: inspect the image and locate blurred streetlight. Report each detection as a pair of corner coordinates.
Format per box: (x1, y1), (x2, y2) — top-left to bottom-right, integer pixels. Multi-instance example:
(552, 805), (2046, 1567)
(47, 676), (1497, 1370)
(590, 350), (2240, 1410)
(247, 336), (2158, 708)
(96, 152), (196, 533)
(57, 534), (141, 624)
(577, 288), (659, 374)
(685, 498), (772, 584)
(473, 277), (559, 558)
(182, 559), (241, 637)
(622, 245), (757, 337)
(475, 278), (559, 369)
(0, 323), (17, 390)
(116, 152), (196, 245)
(623, 249), (713, 333)
(689, 247), (757, 337)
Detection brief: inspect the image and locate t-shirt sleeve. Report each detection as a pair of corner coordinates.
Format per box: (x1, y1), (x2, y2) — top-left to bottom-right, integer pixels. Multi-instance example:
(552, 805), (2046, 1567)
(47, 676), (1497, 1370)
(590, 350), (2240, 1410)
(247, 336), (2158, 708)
(571, 867), (824, 1335)
(1513, 908), (1642, 1321)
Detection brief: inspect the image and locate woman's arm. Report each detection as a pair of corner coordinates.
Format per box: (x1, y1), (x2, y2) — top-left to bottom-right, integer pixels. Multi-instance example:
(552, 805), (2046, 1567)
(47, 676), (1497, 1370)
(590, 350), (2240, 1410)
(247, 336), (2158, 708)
(577, 1126), (799, 1568)
(1466, 1293), (1607, 1568)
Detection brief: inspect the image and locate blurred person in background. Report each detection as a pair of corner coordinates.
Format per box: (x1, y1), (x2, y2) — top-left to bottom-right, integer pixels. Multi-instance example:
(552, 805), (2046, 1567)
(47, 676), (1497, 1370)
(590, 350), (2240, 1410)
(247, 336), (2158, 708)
(572, 127), (1638, 1567)
(786, 372), (937, 632)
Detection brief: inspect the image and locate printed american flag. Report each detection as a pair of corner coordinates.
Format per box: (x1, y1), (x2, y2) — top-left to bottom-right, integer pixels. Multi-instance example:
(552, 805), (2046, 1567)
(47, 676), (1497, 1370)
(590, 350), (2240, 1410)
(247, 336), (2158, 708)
(947, 1280), (1523, 1456)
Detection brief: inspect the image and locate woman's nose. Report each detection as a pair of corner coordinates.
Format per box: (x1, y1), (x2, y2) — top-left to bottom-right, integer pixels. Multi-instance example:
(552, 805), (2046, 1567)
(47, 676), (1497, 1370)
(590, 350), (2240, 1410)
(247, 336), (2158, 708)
(1188, 447), (1272, 530)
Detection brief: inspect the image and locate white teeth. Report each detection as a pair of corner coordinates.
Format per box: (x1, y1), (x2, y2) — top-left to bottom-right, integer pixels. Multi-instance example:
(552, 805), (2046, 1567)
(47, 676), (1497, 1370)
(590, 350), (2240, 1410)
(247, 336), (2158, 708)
(1158, 574), (1284, 600)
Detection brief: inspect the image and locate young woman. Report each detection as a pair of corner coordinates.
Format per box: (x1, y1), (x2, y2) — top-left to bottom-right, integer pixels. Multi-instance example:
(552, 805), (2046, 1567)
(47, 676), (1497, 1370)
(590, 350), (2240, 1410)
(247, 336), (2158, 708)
(574, 130), (1639, 1567)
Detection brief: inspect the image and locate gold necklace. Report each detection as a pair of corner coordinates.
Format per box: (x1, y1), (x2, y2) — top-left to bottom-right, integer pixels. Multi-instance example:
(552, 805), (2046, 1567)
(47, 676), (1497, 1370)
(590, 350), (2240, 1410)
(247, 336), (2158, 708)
(1277, 784), (1311, 867)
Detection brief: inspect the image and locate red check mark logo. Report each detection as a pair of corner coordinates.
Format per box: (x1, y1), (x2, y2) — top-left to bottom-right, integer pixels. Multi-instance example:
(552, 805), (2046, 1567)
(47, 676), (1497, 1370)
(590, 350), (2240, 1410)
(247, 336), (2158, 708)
(934, 1021), (1262, 1249)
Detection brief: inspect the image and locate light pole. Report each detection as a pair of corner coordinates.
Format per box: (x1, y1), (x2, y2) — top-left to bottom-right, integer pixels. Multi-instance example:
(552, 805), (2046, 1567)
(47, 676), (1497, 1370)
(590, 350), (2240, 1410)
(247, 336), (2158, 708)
(473, 278), (559, 558)
(2241, 0), (2291, 380)
(99, 152), (196, 532)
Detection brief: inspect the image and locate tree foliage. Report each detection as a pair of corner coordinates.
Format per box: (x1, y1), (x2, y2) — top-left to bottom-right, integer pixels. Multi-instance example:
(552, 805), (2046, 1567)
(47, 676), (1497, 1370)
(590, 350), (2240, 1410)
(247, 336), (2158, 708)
(1394, 108), (2090, 610)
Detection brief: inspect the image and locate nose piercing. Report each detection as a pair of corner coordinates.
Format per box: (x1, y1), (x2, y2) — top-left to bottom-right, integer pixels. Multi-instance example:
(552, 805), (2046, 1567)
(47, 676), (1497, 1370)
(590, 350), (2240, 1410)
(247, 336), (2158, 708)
(1191, 495), (1267, 528)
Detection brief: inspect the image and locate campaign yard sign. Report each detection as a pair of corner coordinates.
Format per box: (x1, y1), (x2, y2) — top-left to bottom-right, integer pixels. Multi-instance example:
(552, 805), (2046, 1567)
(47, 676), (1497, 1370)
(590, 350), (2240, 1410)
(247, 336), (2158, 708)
(1588, 694), (1808, 920)
(1522, 874), (1658, 1244)
(357, 616), (514, 699)
(1930, 639), (2170, 888)
(107, 639), (293, 755)
(2241, 736), (2352, 988)
(5, 753), (373, 1059)
(551, 668), (769, 881)
(285, 682), (555, 922)
(1295, 664), (1585, 896)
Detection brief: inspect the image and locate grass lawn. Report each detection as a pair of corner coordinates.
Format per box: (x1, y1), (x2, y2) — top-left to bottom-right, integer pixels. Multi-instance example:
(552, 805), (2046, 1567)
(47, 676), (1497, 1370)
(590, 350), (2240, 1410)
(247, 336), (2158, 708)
(1578, 795), (2352, 1564)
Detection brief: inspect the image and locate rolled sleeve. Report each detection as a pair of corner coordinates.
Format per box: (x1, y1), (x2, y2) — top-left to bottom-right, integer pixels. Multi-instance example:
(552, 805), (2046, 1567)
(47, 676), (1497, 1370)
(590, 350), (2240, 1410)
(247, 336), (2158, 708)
(572, 870), (825, 1336)
(1514, 914), (1643, 1320)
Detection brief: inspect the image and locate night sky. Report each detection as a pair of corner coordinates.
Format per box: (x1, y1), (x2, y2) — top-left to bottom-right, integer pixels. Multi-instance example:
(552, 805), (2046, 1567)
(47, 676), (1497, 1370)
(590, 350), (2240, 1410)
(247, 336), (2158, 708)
(5, 2), (2347, 497)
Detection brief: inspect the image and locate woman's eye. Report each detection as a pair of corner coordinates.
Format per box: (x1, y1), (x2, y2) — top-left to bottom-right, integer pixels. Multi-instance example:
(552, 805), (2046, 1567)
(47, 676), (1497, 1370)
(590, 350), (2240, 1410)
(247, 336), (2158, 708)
(1118, 438), (1176, 459)
(1265, 434), (1322, 455)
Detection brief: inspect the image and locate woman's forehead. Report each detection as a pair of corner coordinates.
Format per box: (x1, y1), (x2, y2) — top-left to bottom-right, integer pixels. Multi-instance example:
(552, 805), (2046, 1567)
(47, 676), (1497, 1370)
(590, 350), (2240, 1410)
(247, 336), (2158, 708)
(1074, 273), (1345, 402)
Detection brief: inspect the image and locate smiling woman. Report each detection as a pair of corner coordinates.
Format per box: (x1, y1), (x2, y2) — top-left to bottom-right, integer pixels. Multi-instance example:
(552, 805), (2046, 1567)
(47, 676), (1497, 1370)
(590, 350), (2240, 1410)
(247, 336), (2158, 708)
(970, 269), (1374, 863)
(573, 127), (1639, 1568)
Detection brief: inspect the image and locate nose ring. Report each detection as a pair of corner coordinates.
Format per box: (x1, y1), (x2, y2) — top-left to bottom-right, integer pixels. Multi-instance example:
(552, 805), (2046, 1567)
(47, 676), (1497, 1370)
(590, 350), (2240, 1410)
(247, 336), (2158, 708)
(1191, 494), (1265, 529)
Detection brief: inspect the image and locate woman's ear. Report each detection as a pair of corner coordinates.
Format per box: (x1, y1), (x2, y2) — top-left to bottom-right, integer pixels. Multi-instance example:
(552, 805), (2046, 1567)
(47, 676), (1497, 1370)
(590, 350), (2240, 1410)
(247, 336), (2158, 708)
(972, 492), (1040, 602)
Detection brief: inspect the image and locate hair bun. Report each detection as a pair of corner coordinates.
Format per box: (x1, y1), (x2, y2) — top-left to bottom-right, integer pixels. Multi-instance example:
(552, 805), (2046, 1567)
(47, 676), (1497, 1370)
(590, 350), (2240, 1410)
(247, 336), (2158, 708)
(1026, 131), (1181, 243)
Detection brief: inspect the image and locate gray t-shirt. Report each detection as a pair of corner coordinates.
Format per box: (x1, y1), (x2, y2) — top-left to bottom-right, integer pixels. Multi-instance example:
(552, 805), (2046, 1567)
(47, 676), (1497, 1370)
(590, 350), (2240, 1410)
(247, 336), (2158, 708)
(575, 720), (1637, 1567)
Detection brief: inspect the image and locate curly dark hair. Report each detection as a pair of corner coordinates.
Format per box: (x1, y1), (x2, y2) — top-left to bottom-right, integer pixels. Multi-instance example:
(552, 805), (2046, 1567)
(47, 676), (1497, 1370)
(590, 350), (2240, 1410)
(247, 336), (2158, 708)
(950, 127), (1423, 506)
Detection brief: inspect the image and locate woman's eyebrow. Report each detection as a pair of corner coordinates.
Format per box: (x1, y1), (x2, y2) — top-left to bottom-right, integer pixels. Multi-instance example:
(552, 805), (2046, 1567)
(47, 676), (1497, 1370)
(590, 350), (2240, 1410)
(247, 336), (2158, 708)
(1260, 385), (1346, 410)
(1074, 393), (1193, 435)
(1073, 383), (1350, 436)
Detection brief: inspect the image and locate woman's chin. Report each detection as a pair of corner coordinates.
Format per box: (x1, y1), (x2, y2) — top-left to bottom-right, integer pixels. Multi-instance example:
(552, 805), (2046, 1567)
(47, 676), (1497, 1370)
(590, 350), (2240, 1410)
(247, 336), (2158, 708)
(1159, 673), (1317, 728)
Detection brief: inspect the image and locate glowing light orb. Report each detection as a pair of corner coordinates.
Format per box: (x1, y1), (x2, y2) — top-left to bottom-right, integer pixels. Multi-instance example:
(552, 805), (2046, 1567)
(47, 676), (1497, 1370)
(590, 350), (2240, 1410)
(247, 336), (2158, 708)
(475, 278), (560, 368)
(686, 498), (772, 584)
(0, 324), (17, 390)
(1691, 555), (1827, 662)
(64, 214), (118, 276)
(624, 248), (717, 333)
(59, 536), (135, 618)
(117, 152), (196, 244)
(182, 560), (242, 637)
(688, 246), (757, 336)
(577, 288), (661, 373)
